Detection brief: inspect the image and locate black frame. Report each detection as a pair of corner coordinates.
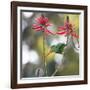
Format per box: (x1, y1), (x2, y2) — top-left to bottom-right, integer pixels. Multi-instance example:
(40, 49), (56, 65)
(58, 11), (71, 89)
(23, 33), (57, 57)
(11, 1), (88, 89)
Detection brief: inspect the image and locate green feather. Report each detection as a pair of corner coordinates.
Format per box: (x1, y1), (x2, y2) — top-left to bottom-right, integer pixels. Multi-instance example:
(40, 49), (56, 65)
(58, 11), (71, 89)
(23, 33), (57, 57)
(51, 43), (66, 54)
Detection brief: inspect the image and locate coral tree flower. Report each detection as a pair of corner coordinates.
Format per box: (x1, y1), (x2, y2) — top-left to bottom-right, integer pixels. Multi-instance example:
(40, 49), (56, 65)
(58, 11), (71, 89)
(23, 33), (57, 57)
(32, 15), (54, 35)
(57, 16), (79, 39)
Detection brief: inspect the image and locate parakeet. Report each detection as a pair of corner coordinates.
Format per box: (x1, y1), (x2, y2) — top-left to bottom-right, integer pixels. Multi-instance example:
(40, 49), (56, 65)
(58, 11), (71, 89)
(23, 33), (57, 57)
(46, 43), (66, 57)
(51, 43), (66, 54)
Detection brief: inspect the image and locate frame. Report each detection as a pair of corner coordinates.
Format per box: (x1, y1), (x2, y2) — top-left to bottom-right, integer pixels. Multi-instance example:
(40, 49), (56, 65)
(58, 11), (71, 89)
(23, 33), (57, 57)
(11, 1), (88, 89)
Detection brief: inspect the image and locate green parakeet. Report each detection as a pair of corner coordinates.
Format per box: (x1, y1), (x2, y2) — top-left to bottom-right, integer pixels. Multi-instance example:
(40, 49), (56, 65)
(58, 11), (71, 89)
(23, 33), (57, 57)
(46, 43), (66, 57)
(51, 43), (66, 54)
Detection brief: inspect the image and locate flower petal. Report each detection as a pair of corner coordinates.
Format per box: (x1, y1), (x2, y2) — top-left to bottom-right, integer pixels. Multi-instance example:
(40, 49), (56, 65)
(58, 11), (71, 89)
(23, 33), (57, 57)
(58, 26), (66, 31)
(45, 29), (54, 35)
(56, 31), (67, 35)
(43, 17), (48, 23)
(35, 17), (42, 24)
(35, 16), (48, 25)
(71, 32), (79, 38)
(45, 23), (52, 27)
(32, 24), (44, 31)
(32, 24), (41, 28)
(34, 28), (43, 31)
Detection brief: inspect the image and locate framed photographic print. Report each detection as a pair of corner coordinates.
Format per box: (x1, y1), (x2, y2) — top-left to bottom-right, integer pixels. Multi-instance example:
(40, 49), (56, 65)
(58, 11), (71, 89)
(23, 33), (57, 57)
(11, 1), (88, 89)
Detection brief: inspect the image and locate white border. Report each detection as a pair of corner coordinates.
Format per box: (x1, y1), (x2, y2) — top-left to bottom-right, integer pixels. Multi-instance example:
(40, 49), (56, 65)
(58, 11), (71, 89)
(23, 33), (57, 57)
(17, 6), (84, 84)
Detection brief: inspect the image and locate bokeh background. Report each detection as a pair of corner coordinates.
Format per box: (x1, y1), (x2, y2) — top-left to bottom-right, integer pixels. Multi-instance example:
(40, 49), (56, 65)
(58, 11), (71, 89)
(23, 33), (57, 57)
(21, 11), (80, 78)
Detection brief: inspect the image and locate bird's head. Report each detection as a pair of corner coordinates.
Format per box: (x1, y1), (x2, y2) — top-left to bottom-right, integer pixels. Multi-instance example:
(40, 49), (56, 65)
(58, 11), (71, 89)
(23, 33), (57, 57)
(50, 43), (66, 54)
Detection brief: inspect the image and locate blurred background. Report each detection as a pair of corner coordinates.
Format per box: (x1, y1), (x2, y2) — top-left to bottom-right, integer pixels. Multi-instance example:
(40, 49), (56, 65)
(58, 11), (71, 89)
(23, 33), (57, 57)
(21, 11), (79, 78)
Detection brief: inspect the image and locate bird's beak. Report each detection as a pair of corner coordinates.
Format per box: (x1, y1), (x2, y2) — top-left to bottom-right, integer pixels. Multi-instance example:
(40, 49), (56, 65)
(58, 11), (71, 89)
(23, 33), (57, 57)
(45, 48), (52, 57)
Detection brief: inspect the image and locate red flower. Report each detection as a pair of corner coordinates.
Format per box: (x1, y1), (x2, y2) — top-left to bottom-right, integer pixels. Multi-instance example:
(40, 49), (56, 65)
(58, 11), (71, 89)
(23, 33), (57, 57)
(35, 15), (48, 25)
(32, 15), (54, 35)
(57, 17), (79, 39)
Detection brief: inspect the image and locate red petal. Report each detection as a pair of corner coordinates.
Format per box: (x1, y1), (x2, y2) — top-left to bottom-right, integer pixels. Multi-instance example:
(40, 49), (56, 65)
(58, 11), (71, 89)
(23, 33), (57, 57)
(45, 23), (52, 27)
(35, 16), (48, 25)
(32, 24), (41, 28)
(71, 32), (79, 38)
(35, 28), (43, 31)
(58, 26), (66, 31)
(56, 31), (67, 35)
(35, 17), (42, 24)
(45, 29), (54, 35)
(44, 17), (48, 22)
(32, 24), (44, 31)
(64, 22), (69, 26)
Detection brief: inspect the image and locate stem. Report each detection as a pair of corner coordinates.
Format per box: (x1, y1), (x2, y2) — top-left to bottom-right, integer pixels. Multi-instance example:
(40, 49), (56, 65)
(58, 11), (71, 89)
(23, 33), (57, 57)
(43, 30), (47, 76)
(71, 36), (76, 48)
(51, 65), (63, 76)
(66, 16), (69, 45)
(77, 38), (79, 48)
(51, 68), (58, 76)
(71, 35), (80, 50)
(66, 35), (69, 45)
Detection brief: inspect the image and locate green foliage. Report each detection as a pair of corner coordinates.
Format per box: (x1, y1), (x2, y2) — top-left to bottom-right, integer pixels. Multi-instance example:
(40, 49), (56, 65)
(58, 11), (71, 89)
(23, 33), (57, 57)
(56, 62), (79, 76)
